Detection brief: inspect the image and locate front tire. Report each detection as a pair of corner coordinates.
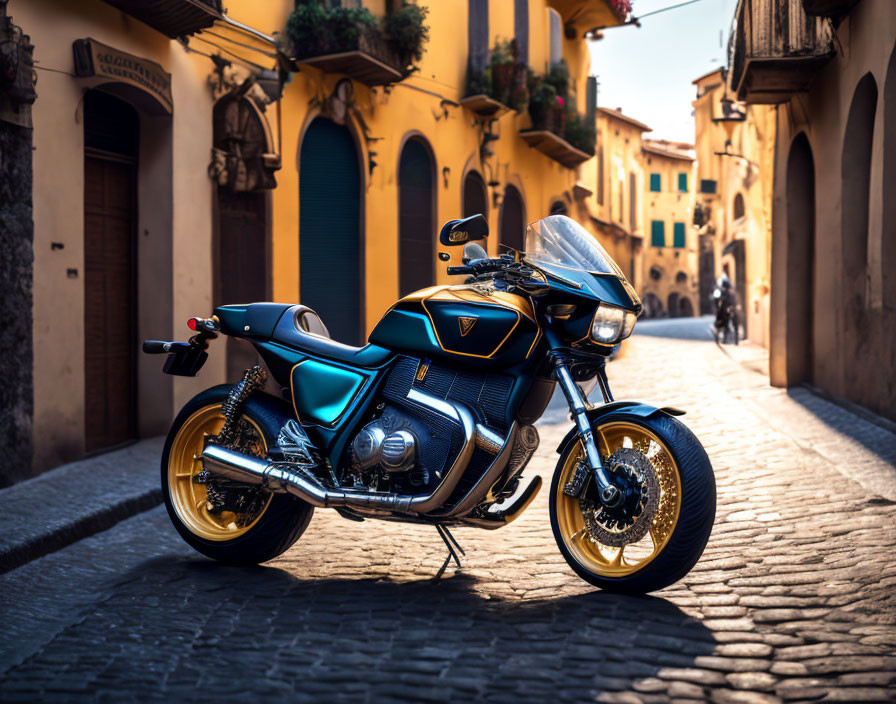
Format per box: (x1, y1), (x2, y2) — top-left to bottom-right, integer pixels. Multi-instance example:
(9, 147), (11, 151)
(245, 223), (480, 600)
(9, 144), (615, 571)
(550, 413), (715, 593)
(162, 385), (313, 564)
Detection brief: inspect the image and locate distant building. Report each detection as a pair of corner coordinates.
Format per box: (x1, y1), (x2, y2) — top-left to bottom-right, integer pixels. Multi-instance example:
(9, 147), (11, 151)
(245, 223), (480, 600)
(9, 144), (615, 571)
(692, 67), (775, 345)
(640, 139), (697, 319)
(728, 0), (896, 421)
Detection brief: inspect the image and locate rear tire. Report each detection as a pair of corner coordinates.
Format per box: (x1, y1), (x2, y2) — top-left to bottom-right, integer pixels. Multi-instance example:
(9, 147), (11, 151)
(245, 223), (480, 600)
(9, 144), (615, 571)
(162, 385), (313, 564)
(550, 412), (715, 594)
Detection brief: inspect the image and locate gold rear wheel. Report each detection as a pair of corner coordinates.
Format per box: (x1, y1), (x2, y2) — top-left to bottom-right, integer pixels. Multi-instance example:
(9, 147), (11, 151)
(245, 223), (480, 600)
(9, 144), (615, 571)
(554, 421), (682, 578)
(167, 404), (272, 542)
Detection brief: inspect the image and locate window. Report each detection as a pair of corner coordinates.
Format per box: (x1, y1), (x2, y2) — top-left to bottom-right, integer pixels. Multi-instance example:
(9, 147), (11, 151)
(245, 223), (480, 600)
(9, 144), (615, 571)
(678, 173), (688, 192)
(649, 173), (661, 192)
(699, 179), (717, 194)
(468, 0), (489, 75)
(629, 172), (637, 232)
(548, 9), (562, 66)
(651, 220), (665, 247)
(673, 222), (686, 248)
(550, 200), (568, 215)
(597, 145), (604, 205)
(514, 0), (529, 65)
(618, 182), (624, 223)
(733, 192), (745, 220)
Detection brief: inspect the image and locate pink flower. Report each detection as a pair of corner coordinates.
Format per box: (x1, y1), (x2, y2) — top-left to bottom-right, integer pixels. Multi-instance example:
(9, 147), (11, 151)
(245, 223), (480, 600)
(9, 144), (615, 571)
(557, 96), (565, 107)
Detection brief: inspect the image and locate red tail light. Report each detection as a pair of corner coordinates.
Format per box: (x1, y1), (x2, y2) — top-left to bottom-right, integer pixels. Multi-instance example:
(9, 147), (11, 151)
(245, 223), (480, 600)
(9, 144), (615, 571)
(187, 318), (198, 331)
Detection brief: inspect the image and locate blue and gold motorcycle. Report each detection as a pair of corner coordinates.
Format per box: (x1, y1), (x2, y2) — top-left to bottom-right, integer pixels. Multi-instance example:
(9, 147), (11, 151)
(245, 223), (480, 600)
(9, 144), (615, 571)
(145, 215), (715, 593)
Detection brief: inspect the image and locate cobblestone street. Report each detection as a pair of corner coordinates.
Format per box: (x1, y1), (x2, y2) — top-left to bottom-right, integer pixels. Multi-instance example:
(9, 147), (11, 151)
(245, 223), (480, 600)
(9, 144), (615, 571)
(2, 318), (895, 703)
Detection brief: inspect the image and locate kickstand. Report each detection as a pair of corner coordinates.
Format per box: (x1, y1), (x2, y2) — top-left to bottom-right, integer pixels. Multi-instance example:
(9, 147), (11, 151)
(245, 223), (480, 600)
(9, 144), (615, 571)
(433, 524), (466, 579)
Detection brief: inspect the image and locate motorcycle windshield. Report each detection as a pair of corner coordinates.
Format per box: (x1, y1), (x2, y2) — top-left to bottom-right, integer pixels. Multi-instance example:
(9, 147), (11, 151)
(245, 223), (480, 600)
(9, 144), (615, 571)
(524, 215), (624, 277)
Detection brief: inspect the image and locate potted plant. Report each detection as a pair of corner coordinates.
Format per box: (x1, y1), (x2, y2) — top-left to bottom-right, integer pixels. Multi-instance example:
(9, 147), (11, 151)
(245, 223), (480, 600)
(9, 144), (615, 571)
(286, 0), (429, 78)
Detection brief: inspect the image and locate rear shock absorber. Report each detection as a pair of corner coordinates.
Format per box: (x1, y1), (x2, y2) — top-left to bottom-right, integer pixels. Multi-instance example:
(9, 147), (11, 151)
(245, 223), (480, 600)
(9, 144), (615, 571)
(217, 365), (268, 445)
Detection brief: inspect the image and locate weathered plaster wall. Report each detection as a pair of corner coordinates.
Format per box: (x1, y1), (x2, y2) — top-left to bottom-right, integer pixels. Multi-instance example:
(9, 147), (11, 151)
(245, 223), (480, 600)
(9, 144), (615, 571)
(769, 0), (896, 420)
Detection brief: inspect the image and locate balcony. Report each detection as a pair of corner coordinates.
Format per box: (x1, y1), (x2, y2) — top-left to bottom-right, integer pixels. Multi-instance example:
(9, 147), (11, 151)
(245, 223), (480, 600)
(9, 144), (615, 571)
(728, 0), (834, 104)
(801, 0), (861, 18)
(519, 130), (591, 169)
(547, 0), (630, 34)
(298, 33), (408, 86)
(287, 4), (426, 87)
(99, 0), (221, 38)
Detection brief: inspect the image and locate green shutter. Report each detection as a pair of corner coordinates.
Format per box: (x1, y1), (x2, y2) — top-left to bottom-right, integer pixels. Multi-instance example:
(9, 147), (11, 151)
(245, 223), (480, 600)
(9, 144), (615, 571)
(673, 222), (686, 247)
(699, 178), (717, 194)
(649, 173), (661, 192)
(678, 172), (688, 192)
(651, 220), (665, 247)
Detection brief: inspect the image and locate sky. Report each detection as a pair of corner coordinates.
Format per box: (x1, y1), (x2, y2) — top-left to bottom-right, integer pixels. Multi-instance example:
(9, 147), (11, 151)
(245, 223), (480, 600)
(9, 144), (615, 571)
(588, 0), (740, 144)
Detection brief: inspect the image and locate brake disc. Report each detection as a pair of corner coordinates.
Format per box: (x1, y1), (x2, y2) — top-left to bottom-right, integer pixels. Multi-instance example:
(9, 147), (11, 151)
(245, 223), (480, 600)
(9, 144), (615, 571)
(580, 448), (660, 548)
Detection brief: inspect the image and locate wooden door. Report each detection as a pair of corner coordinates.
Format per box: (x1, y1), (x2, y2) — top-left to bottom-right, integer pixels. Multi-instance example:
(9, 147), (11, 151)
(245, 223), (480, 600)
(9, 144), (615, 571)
(84, 154), (137, 452)
(218, 188), (267, 380)
(299, 118), (362, 345)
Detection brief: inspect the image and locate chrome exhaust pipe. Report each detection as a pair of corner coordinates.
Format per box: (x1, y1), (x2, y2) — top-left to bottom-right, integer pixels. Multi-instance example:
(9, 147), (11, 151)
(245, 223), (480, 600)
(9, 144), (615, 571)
(201, 388), (478, 515)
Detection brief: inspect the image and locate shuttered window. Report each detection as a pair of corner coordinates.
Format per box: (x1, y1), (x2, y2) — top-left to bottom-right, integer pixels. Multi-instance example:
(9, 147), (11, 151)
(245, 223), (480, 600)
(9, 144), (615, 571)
(699, 178), (717, 194)
(651, 220), (665, 247)
(468, 0), (489, 75)
(673, 222), (686, 248)
(678, 172), (688, 192)
(649, 173), (661, 192)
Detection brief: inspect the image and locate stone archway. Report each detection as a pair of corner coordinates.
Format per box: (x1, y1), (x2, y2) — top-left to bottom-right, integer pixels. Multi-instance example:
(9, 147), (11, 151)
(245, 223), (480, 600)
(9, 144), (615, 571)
(841, 73), (877, 314)
(784, 133), (816, 385)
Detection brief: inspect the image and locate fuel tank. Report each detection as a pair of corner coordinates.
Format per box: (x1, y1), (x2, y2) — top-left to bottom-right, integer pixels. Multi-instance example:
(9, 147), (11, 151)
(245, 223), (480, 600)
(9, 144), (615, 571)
(369, 285), (540, 367)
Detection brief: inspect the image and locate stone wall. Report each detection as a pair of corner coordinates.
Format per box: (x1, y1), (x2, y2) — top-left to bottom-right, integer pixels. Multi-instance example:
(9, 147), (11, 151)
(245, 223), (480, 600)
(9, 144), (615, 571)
(0, 119), (34, 487)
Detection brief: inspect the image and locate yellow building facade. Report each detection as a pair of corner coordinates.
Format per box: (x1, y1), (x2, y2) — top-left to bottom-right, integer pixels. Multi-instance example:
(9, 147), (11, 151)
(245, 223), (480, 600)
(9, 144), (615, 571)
(14, 0), (630, 478)
(640, 139), (697, 318)
(692, 68), (775, 345)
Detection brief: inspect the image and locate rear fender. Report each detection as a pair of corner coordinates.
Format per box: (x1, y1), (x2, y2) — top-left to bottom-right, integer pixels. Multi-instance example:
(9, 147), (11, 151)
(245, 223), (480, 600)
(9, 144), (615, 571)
(555, 402), (685, 457)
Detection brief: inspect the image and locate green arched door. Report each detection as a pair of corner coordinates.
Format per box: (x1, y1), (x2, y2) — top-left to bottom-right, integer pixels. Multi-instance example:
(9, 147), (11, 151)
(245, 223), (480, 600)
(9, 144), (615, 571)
(300, 118), (362, 344)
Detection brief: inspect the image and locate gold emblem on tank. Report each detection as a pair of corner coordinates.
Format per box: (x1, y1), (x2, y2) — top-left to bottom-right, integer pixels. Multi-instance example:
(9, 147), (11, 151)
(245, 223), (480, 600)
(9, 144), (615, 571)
(458, 316), (478, 336)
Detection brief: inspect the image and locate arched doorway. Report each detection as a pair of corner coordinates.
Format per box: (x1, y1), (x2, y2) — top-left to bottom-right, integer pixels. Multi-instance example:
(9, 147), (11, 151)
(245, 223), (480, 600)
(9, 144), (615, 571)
(398, 137), (435, 297)
(784, 133), (816, 384)
(733, 192), (745, 220)
(499, 185), (525, 252)
(882, 47), (896, 304)
(667, 292), (680, 318)
(300, 117), (362, 344)
(679, 297), (694, 317)
(83, 90), (139, 452)
(842, 73), (877, 313)
(463, 170), (488, 219)
(549, 200), (568, 215)
(643, 292), (663, 318)
(213, 96), (271, 380)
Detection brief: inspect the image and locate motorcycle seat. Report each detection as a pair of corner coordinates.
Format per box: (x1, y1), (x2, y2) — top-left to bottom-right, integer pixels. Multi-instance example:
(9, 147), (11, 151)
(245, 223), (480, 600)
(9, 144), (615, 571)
(271, 304), (393, 368)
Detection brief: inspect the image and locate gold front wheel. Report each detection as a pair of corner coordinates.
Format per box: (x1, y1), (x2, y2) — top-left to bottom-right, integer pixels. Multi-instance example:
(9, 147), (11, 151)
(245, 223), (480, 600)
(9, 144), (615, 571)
(166, 404), (272, 542)
(550, 414), (714, 593)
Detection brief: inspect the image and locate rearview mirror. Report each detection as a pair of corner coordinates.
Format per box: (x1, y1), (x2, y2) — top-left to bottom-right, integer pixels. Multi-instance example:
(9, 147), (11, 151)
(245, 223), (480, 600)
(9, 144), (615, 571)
(439, 214), (488, 247)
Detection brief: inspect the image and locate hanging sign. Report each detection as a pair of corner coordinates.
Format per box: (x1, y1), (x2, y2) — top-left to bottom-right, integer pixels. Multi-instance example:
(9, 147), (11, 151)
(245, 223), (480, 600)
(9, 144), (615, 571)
(72, 38), (172, 114)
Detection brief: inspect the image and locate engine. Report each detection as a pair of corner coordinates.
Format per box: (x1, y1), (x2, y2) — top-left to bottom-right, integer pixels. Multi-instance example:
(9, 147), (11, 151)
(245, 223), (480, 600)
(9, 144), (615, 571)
(346, 356), (517, 498)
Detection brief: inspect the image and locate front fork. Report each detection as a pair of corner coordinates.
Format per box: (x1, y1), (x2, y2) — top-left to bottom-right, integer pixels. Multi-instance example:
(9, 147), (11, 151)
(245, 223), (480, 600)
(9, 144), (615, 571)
(553, 358), (622, 508)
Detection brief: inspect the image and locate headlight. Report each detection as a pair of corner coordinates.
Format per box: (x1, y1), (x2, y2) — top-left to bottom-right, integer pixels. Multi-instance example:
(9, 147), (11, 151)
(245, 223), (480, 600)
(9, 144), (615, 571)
(590, 304), (637, 344)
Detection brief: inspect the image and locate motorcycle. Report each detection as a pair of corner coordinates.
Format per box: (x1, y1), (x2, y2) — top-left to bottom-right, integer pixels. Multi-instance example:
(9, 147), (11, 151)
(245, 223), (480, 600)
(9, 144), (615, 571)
(713, 276), (739, 345)
(145, 214), (716, 593)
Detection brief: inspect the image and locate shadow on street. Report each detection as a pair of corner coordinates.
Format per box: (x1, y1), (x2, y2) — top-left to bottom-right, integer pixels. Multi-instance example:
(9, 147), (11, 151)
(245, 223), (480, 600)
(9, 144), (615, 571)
(0, 554), (716, 699)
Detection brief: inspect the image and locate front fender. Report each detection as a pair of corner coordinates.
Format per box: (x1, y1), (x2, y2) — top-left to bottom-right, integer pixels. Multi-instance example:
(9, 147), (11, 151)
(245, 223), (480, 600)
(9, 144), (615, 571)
(555, 401), (685, 457)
